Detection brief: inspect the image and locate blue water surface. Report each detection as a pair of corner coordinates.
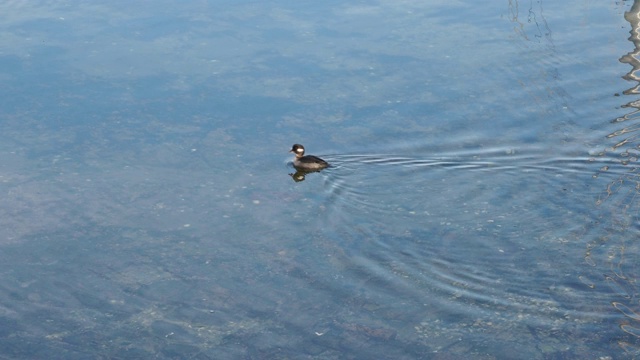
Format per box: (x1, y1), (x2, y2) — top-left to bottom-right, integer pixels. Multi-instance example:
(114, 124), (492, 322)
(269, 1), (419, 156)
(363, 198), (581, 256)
(1, 0), (639, 358)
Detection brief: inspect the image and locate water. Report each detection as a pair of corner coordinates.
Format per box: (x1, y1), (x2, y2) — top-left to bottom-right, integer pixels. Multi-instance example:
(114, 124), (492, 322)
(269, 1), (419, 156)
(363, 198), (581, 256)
(0, 0), (639, 358)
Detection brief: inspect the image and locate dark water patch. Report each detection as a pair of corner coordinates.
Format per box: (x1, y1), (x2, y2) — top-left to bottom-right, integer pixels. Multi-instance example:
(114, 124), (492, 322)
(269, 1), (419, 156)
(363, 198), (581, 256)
(0, 226), (305, 358)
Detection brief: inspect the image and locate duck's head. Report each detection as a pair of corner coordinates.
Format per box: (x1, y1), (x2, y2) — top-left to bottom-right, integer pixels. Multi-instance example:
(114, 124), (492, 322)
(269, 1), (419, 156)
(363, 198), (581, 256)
(289, 144), (305, 157)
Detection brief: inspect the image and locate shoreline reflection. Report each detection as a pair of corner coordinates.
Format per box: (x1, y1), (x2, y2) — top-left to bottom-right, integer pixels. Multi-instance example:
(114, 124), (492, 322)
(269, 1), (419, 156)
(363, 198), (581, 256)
(586, 0), (640, 346)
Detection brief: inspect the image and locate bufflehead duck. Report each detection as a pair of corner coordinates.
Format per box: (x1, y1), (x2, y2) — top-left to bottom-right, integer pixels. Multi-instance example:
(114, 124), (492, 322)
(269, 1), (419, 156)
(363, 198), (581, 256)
(289, 144), (329, 170)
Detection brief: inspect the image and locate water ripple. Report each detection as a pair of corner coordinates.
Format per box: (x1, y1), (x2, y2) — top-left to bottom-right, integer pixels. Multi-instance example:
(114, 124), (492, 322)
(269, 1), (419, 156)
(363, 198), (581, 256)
(310, 145), (618, 336)
(328, 148), (621, 175)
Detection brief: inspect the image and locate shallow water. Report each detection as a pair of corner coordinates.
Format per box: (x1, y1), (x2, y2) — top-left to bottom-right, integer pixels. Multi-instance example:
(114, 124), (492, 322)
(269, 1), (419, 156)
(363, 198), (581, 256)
(1, 0), (640, 358)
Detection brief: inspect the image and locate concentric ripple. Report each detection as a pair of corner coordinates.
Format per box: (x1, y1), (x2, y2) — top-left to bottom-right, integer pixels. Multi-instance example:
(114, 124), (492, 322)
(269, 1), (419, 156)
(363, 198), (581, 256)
(300, 145), (623, 349)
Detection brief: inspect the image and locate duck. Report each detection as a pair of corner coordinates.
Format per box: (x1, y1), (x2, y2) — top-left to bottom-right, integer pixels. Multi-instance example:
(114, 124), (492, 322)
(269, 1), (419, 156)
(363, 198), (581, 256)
(289, 144), (329, 170)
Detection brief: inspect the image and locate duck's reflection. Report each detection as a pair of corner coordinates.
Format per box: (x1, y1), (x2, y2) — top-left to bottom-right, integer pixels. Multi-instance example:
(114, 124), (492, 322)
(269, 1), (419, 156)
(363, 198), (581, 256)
(288, 169), (322, 182)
